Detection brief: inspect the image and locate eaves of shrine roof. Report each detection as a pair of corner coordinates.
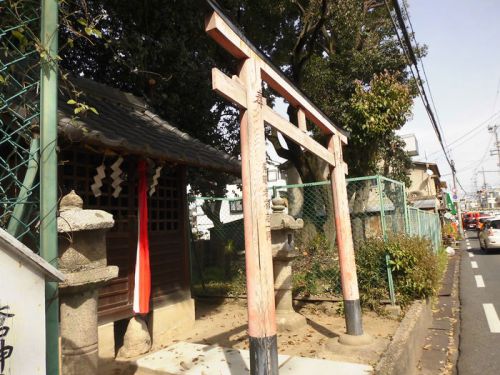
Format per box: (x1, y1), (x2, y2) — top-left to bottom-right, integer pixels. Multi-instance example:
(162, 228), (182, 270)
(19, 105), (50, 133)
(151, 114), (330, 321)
(57, 77), (240, 175)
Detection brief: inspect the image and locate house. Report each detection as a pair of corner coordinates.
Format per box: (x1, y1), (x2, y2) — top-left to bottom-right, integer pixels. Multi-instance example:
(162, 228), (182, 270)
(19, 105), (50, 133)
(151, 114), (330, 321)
(188, 159), (288, 270)
(189, 159), (288, 240)
(56, 78), (239, 354)
(407, 161), (444, 212)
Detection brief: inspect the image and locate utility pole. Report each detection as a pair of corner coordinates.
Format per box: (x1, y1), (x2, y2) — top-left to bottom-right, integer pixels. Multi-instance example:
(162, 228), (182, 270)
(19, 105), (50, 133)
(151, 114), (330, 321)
(451, 161), (464, 237)
(481, 167), (487, 190)
(480, 167), (487, 209)
(488, 125), (500, 167)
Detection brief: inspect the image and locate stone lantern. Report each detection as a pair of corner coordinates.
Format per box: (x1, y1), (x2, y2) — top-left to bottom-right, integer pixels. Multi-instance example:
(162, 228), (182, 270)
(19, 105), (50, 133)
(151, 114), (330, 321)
(57, 191), (118, 375)
(270, 195), (306, 331)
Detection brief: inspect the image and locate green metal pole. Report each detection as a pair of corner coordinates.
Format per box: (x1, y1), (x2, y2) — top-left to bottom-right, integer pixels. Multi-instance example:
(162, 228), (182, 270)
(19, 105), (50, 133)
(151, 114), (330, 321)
(402, 185), (409, 234)
(417, 209), (422, 237)
(7, 137), (40, 238)
(377, 176), (395, 305)
(40, 1), (59, 374)
(377, 175), (387, 239)
(385, 253), (396, 305)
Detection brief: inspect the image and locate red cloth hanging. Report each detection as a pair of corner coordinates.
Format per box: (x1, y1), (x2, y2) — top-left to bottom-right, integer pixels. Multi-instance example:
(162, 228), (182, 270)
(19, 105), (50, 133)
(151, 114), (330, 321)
(133, 160), (151, 314)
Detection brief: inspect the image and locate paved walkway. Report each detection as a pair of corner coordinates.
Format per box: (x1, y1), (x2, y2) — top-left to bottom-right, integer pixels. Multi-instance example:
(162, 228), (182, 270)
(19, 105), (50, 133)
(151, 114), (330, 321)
(135, 342), (373, 374)
(417, 244), (460, 374)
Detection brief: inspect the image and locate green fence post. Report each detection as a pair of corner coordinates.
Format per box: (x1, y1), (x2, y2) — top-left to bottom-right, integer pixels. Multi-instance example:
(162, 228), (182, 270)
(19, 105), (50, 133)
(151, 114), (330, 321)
(6, 137), (40, 238)
(403, 185), (409, 234)
(385, 253), (396, 306)
(377, 176), (396, 305)
(40, 0), (59, 374)
(377, 175), (387, 239)
(417, 209), (422, 237)
(438, 215), (442, 250)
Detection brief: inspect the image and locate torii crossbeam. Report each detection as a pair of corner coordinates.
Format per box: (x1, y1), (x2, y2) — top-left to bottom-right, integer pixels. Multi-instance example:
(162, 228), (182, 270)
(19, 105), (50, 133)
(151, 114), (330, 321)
(206, 3), (368, 374)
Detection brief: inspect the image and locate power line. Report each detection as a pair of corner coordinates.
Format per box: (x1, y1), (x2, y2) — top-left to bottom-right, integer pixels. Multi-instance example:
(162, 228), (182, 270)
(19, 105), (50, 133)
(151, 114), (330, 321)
(386, 0), (454, 172)
(426, 110), (500, 157)
(399, 1), (448, 147)
(492, 77), (500, 114)
(456, 176), (467, 195)
(471, 135), (494, 176)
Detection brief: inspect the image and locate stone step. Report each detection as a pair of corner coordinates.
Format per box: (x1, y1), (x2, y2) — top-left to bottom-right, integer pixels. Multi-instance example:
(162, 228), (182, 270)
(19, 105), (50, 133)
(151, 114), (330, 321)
(135, 342), (373, 375)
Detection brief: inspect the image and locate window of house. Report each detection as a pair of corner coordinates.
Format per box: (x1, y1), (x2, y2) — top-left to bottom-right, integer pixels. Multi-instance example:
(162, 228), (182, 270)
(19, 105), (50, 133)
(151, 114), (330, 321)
(267, 170), (278, 182)
(279, 169), (287, 181)
(229, 199), (243, 213)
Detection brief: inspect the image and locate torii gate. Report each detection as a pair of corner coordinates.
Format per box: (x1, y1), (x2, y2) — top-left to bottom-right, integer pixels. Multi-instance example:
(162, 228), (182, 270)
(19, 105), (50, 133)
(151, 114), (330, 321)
(206, 3), (368, 374)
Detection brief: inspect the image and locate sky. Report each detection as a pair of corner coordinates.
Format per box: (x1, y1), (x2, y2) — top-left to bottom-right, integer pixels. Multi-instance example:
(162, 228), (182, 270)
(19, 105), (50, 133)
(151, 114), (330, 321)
(401, 0), (500, 197)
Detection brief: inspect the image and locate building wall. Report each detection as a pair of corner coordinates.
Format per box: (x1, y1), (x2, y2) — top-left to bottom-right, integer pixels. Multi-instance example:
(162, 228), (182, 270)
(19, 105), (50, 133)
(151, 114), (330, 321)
(408, 166), (438, 199)
(59, 146), (191, 324)
(190, 164), (287, 237)
(58, 145), (195, 357)
(0, 248), (46, 375)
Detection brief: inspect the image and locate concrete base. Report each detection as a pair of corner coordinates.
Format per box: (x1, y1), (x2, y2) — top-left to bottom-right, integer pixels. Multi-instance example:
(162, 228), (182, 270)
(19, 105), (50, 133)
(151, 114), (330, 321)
(98, 323), (115, 360)
(150, 298), (195, 350)
(383, 304), (402, 319)
(135, 342), (373, 374)
(276, 311), (307, 332)
(338, 333), (374, 346)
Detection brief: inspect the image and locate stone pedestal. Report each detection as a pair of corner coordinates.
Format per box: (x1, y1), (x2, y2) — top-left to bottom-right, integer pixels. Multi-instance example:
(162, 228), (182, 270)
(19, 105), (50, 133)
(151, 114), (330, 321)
(270, 197), (306, 331)
(57, 191), (118, 375)
(117, 316), (151, 358)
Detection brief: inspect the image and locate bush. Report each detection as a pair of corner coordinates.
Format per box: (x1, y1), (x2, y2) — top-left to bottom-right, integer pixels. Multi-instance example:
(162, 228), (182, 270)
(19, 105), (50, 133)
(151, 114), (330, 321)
(355, 238), (390, 310)
(293, 228), (341, 297)
(357, 235), (446, 308)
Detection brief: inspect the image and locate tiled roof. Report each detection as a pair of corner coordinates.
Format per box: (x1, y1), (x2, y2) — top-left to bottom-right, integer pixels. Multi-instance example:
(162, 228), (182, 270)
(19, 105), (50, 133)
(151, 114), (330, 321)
(57, 78), (240, 174)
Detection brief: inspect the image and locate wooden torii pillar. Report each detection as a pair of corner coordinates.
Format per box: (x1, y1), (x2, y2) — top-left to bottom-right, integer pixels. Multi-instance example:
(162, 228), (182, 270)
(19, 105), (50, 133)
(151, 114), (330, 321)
(206, 3), (368, 374)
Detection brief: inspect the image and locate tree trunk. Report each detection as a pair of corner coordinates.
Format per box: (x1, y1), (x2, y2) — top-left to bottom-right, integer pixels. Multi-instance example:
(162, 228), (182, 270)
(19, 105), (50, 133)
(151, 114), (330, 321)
(350, 180), (371, 245)
(286, 164), (304, 217)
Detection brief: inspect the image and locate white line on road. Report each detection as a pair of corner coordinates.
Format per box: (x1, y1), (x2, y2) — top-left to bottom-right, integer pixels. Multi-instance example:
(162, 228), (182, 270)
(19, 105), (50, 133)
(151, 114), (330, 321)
(483, 304), (500, 333)
(471, 261), (478, 269)
(467, 246), (472, 250)
(469, 252), (474, 258)
(475, 275), (485, 288)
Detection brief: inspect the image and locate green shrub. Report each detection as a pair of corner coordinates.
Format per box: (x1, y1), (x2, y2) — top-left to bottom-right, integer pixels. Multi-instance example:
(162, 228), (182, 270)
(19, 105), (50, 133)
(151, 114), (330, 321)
(386, 235), (443, 305)
(293, 230), (341, 297)
(355, 238), (390, 310)
(356, 235), (445, 308)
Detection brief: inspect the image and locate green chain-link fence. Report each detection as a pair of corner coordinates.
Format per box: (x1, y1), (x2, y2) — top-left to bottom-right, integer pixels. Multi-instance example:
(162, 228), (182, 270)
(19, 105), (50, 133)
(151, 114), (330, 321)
(188, 181), (340, 298)
(189, 196), (247, 296)
(189, 175), (443, 303)
(347, 175), (407, 243)
(407, 206), (442, 253)
(0, 1), (41, 251)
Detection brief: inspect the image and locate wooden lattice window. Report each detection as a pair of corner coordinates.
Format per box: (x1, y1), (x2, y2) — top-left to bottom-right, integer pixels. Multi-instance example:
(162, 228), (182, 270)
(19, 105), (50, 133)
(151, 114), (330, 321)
(148, 169), (180, 233)
(59, 145), (189, 319)
(59, 148), (131, 232)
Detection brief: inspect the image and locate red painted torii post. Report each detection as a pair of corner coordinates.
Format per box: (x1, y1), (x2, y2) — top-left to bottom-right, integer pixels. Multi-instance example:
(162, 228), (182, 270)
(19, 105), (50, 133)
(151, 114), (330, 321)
(206, 3), (368, 374)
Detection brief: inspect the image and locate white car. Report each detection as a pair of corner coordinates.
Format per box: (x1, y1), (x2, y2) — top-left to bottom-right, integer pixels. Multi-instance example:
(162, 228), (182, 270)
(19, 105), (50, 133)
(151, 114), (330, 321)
(479, 219), (500, 250)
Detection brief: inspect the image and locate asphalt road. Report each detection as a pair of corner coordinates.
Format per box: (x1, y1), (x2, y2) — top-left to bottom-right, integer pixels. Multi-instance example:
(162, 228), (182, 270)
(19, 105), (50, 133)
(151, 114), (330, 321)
(458, 231), (500, 374)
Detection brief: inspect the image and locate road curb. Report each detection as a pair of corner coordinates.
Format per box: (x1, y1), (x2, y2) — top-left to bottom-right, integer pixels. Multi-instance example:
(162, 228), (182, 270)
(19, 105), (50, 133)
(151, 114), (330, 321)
(375, 298), (432, 375)
(375, 249), (461, 375)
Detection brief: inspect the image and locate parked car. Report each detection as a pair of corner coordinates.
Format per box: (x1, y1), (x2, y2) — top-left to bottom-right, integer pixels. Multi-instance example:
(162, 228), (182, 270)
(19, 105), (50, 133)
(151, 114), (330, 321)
(463, 211), (480, 230)
(477, 216), (495, 233)
(465, 217), (478, 230)
(479, 219), (500, 250)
